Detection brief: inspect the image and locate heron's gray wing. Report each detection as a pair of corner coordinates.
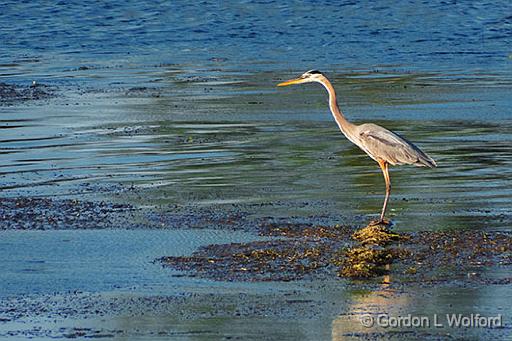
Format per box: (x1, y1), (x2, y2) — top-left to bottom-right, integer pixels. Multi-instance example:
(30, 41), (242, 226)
(357, 124), (436, 167)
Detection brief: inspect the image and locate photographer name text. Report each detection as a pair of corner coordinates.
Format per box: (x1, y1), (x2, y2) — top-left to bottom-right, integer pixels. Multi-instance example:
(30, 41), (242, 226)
(360, 313), (503, 329)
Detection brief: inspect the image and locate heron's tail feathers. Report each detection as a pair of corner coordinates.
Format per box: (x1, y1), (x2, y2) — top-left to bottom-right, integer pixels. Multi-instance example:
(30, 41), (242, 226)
(416, 153), (437, 168)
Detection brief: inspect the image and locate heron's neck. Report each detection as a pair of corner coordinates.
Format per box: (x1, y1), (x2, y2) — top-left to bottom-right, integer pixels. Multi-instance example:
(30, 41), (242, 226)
(319, 78), (356, 137)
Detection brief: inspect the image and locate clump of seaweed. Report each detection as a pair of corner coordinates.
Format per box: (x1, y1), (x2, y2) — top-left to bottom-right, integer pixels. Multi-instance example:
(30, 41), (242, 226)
(159, 219), (512, 284)
(160, 240), (337, 281)
(336, 222), (405, 279)
(395, 230), (512, 283)
(336, 246), (395, 278)
(352, 224), (404, 246)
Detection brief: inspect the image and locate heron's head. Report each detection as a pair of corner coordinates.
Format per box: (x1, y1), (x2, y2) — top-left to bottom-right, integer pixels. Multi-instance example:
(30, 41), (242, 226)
(277, 70), (325, 87)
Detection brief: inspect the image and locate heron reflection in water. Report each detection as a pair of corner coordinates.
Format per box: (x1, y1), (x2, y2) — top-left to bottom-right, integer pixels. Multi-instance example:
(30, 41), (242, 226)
(278, 70), (436, 225)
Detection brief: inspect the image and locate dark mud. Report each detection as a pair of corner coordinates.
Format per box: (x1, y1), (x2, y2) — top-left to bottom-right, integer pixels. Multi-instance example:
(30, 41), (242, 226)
(0, 82), (56, 105)
(0, 289), (349, 339)
(0, 197), (132, 230)
(145, 205), (252, 230)
(0, 78), (179, 107)
(161, 221), (512, 285)
(0, 195), (346, 231)
(0, 290), (334, 324)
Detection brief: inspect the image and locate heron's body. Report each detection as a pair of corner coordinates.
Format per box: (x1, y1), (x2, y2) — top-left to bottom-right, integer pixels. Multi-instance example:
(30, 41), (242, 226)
(278, 70), (436, 224)
(353, 123), (436, 167)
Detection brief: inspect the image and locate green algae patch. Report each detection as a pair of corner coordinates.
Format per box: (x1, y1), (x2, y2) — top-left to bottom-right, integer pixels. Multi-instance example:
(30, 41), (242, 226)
(351, 224), (404, 246)
(335, 222), (407, 279)
(337, 246), (395, 278)
(160, 240), (338, 282)
(160, 221), (512, 284)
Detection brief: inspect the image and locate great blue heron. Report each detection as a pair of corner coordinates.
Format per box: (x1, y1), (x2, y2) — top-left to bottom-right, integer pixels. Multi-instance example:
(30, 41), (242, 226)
(278, 70), (436, 225)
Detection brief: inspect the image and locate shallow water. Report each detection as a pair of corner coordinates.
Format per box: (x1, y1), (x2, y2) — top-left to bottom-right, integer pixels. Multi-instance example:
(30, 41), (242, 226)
(1, 230), (510, 340)
(1, 1), (512, 339)
(1, 70), (511, 231)
(0, 229), (274, 297)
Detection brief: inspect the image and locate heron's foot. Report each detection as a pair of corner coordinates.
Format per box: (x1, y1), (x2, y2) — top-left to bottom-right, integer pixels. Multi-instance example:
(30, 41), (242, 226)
(368, 218), (391, 227)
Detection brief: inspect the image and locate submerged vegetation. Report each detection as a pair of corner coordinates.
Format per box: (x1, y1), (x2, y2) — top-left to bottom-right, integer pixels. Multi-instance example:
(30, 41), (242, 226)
(161, 221), (512, 284)
(338, 223), (404, 278)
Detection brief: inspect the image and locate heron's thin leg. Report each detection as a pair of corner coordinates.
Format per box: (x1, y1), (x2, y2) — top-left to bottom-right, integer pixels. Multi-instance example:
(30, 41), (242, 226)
(379, 160), (391, 223)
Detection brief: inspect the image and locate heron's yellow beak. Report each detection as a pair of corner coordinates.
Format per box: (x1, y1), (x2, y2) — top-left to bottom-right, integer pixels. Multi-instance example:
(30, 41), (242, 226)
(277, 78), (305, 87)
